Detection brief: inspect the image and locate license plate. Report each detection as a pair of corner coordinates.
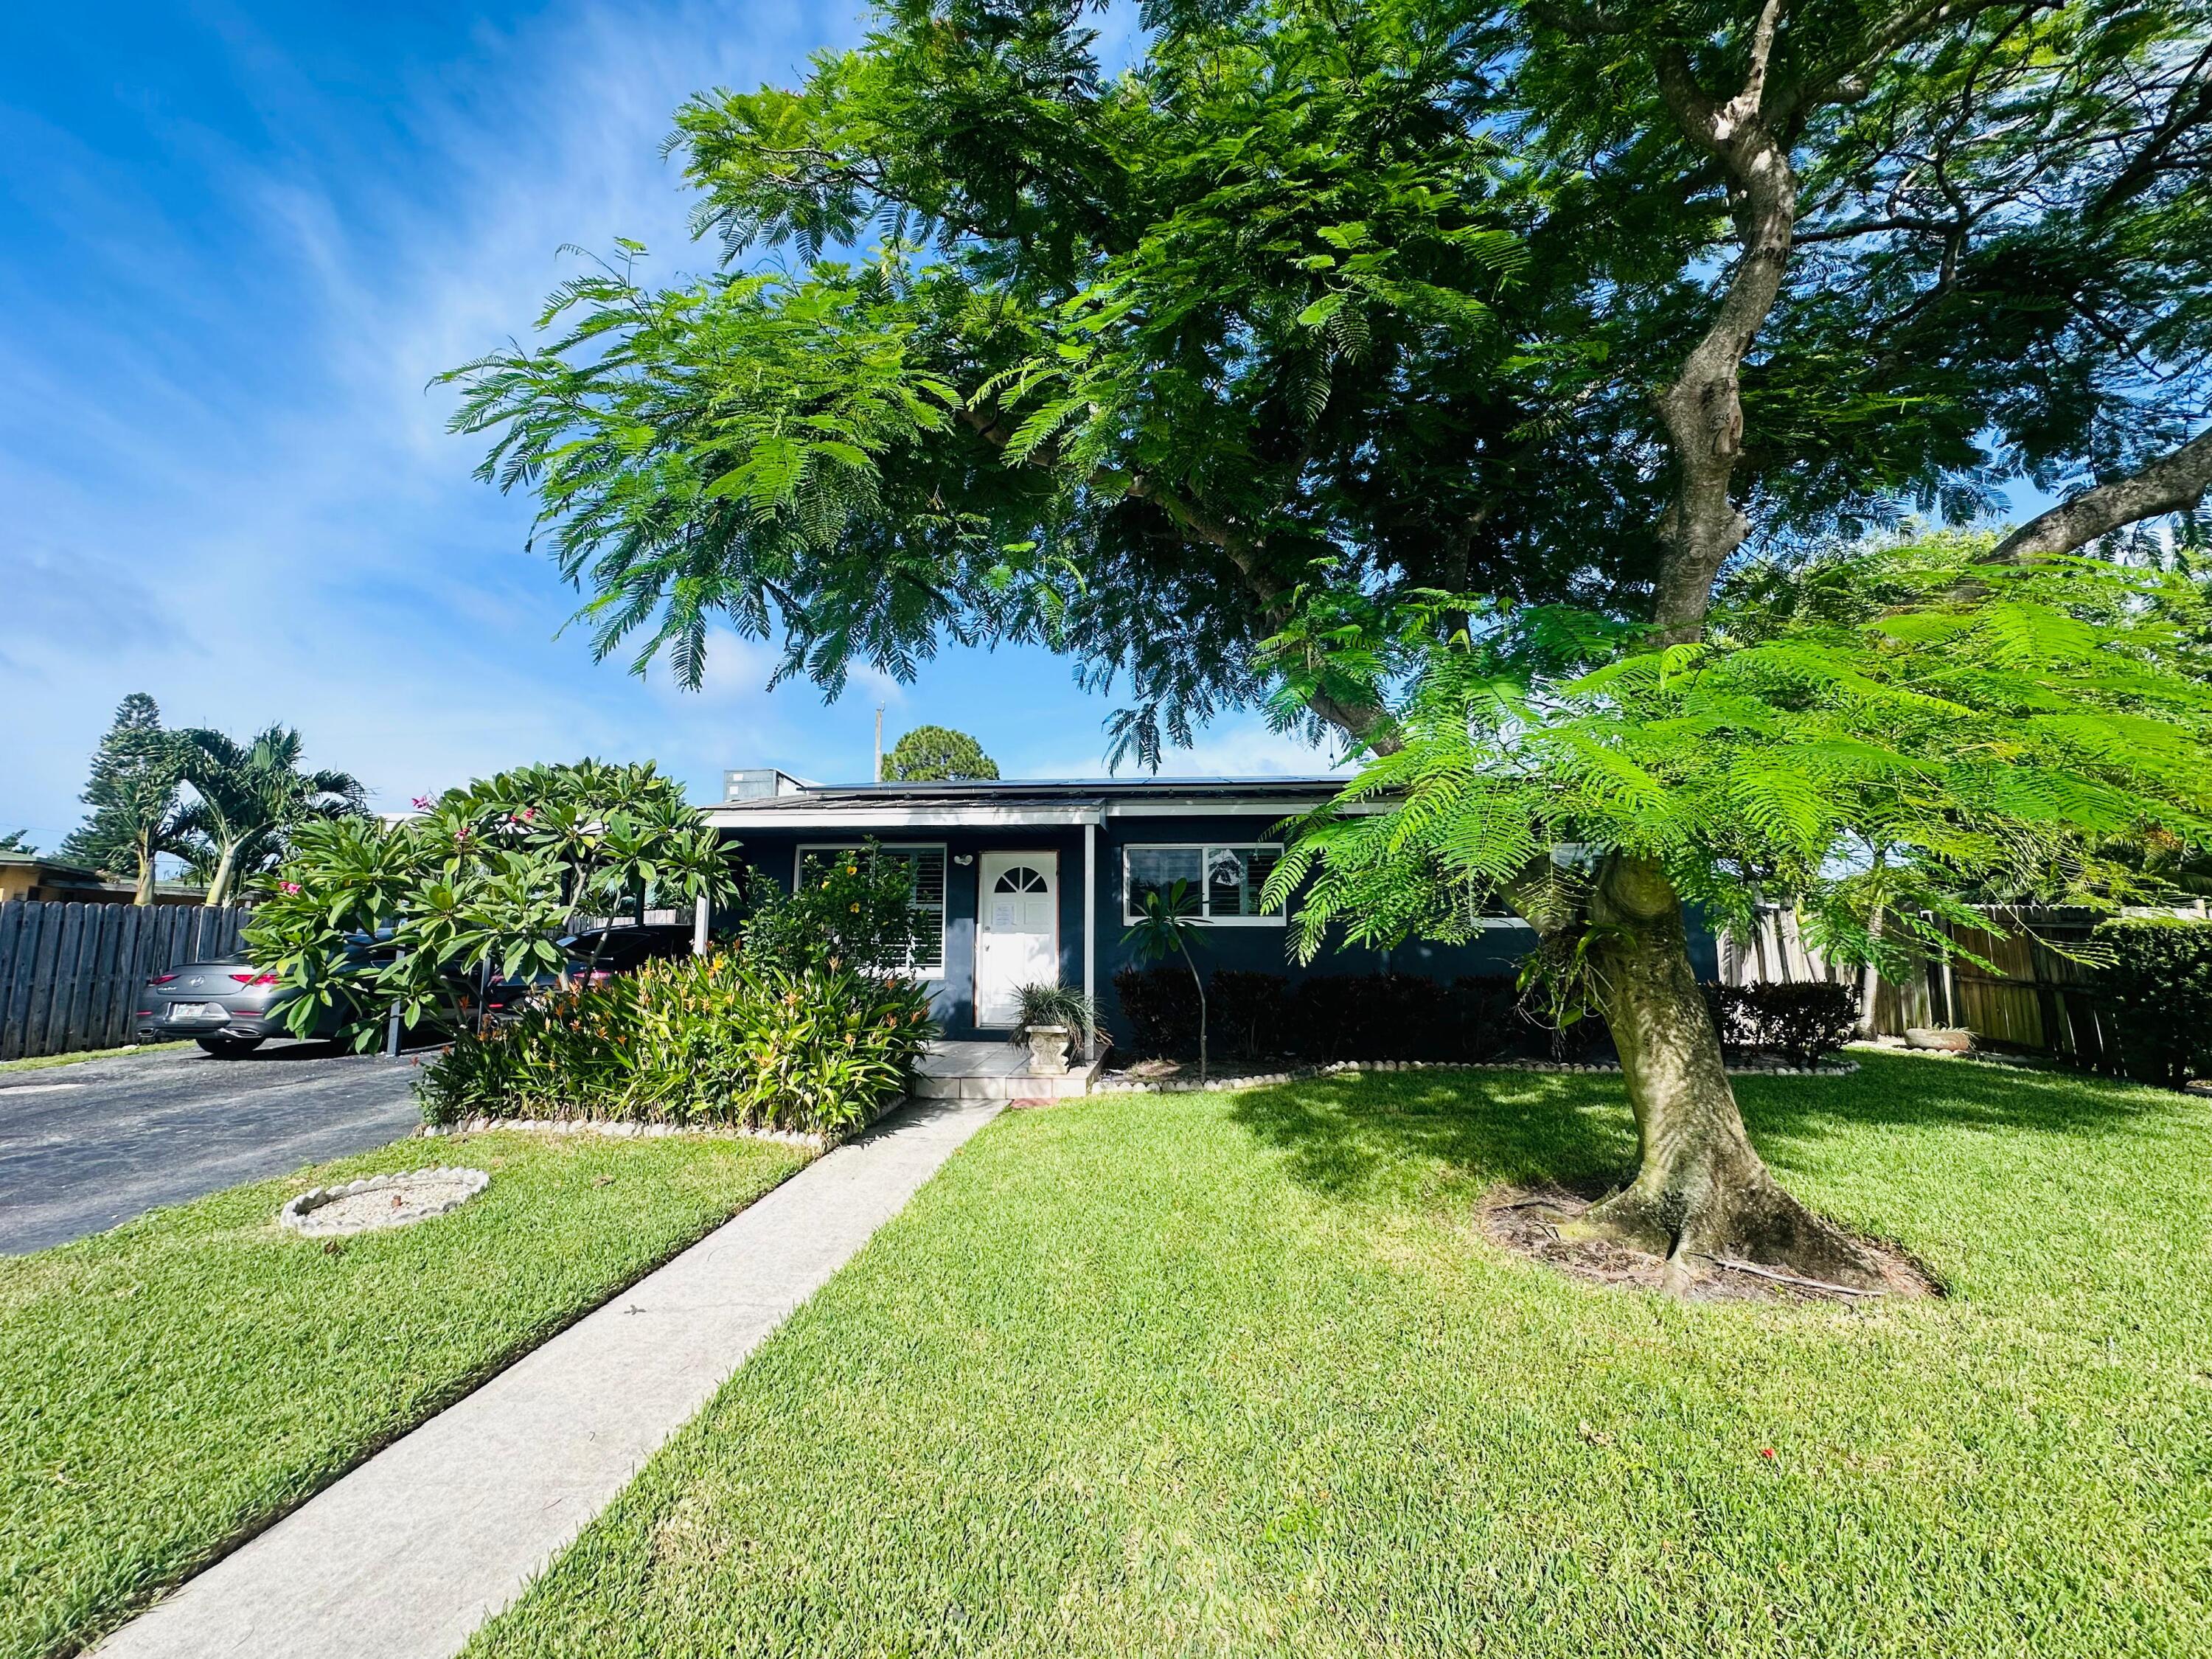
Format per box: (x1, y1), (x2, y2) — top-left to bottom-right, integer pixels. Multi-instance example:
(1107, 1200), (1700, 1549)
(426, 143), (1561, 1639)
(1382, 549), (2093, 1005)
(171, 1003), (227, 1022)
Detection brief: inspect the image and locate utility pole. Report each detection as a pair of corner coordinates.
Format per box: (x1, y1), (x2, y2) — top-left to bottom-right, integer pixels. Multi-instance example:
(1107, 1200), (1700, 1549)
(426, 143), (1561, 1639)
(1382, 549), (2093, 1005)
(873, 704), (885, 783)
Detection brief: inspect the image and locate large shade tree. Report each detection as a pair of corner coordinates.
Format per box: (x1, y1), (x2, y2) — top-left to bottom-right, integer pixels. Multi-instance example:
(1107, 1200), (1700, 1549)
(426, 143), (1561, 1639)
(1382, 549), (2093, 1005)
(448, 0), (2212, 1284)
(58, 694), (193, 905)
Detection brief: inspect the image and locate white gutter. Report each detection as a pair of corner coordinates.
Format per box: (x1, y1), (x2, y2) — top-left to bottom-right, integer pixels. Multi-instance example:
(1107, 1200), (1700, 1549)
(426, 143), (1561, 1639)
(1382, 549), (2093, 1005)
(699, 804), (1109, 830)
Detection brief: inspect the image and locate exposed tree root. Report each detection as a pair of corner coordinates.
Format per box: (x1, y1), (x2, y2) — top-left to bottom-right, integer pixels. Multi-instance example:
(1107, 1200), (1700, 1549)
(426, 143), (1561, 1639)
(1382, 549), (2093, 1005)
(1487, 1185), (1933, 1304)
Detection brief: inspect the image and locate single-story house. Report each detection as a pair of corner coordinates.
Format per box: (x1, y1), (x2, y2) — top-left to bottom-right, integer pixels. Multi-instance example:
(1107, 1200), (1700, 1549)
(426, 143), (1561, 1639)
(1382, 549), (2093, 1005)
(0, 854), (208, 907)
(701, 771), (1708, 1048)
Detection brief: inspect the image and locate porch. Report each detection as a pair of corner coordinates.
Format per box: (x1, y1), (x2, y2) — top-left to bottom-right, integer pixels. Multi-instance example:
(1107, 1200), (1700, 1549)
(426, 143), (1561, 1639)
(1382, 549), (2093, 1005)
(914, 1039), (1104, 1102)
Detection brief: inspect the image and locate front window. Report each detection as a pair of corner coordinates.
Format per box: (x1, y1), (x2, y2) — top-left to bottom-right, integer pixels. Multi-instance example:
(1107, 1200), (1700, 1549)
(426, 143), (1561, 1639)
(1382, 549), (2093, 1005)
(1122, 844), (1283, 925)
(796, 844), (947, 976)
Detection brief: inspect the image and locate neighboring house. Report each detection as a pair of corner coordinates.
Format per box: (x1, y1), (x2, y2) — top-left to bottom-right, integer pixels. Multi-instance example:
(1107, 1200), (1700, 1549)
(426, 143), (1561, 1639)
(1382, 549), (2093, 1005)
(703, 773), (1601, 1046)
(0, 854), (207, 907)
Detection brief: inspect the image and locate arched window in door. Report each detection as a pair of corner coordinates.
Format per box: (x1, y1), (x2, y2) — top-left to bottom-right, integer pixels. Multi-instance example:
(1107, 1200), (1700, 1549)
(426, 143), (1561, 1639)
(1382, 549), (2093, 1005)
(992, 865), (1051, 894)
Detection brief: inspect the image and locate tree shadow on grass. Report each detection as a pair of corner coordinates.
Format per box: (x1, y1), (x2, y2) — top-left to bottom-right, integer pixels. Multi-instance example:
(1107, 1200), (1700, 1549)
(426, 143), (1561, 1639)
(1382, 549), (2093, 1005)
(1225, 1071), (1638, 1205)
(1737, 1051), (2180, 1150)
(1226, 1054), (2183, 1208)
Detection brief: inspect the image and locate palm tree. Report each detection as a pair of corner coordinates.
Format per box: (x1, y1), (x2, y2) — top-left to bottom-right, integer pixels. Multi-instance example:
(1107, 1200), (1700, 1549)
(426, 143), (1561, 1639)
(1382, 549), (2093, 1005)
(176, 726), (368, 906)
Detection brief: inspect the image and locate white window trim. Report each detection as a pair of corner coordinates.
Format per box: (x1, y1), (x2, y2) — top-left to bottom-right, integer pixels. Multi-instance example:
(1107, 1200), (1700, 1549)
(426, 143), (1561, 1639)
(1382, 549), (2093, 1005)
(1121, 842), (1287, 927)
(795, 842), (950, 980)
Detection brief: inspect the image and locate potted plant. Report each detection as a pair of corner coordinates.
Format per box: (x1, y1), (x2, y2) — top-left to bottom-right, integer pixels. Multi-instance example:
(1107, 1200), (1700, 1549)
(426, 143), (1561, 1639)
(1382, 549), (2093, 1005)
(1009, 982), (1105, 1075)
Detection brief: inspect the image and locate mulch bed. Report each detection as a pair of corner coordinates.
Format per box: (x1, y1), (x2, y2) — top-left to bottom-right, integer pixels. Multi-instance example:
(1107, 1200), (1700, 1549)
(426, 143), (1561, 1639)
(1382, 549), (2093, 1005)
(1480, 1184), (1936, 1304)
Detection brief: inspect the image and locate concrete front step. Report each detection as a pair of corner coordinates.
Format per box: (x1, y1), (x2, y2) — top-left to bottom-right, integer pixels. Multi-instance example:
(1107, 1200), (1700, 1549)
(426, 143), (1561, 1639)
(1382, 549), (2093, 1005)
(912, 1061), (1100, 1100)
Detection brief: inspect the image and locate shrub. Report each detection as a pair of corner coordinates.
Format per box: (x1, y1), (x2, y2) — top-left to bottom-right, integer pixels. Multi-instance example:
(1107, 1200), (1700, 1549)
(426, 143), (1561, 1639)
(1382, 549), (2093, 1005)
(1112, 967), (1557, 1065)
(1113, 964), (1203, 1059)
(2089, 918), (2212, 1087)
(1703, 981), (1859, 1062)
(418, 953), (935, 1134)
(742, 844), (923, 976)
(1209, 971), (1290, 1060)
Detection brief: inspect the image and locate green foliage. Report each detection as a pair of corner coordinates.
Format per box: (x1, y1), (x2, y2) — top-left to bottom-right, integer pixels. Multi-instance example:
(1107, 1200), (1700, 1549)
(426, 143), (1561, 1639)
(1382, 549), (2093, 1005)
(1004, 981), (1103, 1050)
(1274, 538), (2212, 982)
(248, 759), (737, 1047)
(1123, 879), (1211, 1077)
(450, 0), (2212, 767)
(173, 724), (366, 905)
(2088, 917), (2212, 1086)
(1704, 983), (1861, 1065)
(417, 953), (936, 1135)
(885, 724), (998, 782)
(58, 694), (194, 897)
(0, 830), (34, 855)
(742, 841), (928, 975)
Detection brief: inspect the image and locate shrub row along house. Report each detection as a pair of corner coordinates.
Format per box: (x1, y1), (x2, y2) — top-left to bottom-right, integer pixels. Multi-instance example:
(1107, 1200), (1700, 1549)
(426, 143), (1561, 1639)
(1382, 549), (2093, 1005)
(705, 768), (1726, 1054)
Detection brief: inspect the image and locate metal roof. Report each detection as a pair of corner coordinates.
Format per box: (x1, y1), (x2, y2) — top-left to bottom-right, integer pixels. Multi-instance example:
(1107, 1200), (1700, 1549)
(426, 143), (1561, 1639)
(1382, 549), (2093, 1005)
(698, 774), (1346, 830)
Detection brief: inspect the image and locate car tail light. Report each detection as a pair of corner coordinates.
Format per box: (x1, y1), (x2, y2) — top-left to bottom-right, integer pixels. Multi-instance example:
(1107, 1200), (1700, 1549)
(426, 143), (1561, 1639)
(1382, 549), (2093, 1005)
(147, 973), (178, 986)
(230, 972), (279, 985)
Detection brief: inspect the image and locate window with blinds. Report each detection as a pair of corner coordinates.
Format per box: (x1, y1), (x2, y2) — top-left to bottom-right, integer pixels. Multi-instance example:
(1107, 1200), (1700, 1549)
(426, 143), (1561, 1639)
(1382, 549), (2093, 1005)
(1122, 844), (1284, 925)
(796, 844), (948, 977)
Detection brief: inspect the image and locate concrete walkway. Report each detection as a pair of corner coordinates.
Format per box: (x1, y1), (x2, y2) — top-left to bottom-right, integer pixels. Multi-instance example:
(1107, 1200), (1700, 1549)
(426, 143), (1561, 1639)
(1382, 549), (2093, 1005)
(95, 1096), (1003, 1659)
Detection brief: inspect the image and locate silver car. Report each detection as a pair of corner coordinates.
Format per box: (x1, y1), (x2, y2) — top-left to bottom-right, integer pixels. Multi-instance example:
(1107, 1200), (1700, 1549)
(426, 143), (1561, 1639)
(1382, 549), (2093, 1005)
(134, 953), (325, 1057)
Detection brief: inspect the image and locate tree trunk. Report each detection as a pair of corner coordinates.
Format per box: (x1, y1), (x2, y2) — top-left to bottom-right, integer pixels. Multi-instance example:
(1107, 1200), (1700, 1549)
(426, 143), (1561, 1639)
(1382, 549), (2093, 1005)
(1562, 857), (1887, 1292)
(204, 841), (239, 908)
(133, 832), (158, 907)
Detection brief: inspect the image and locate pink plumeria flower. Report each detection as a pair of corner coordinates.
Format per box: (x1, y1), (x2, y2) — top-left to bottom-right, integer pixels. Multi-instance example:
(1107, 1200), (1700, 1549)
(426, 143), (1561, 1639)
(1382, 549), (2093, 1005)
(411, 796), (434, 812)
(280, 880), (301, 895)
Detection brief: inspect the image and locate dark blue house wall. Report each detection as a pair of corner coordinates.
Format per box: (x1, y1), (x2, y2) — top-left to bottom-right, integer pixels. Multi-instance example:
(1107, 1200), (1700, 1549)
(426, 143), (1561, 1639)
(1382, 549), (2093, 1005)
(721, 815), (1553, 1046)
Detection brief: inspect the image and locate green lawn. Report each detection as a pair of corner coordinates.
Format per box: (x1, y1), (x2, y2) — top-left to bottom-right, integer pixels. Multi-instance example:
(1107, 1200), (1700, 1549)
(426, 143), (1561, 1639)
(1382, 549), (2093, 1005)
(0, 1130), (810, 1659)
(0, 1042), (190, 1074)
(467, 1054), (2211, 1659)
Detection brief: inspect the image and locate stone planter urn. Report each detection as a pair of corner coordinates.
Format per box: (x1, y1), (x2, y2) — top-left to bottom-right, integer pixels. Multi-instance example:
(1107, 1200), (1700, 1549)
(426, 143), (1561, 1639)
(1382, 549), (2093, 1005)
(1026, 1024), (1072, 1076)
(1905, 1026), (1975, 1054)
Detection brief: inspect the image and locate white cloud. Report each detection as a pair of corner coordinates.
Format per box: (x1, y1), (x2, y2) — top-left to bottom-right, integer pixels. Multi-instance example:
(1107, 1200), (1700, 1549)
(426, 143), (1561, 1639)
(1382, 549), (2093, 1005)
(0, 1), (869, 841)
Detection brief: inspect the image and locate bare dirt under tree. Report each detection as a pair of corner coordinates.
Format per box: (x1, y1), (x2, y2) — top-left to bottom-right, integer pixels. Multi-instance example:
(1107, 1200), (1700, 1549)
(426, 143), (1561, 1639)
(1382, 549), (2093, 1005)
(1481, 1184), (1936, 1304)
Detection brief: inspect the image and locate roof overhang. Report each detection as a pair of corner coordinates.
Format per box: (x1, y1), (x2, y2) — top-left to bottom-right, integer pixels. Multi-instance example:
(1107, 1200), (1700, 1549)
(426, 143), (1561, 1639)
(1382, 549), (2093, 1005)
(697, 793), (1340, 832)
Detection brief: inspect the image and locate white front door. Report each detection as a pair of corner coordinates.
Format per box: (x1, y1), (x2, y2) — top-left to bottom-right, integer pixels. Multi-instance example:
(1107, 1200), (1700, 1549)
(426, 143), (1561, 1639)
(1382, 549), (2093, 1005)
(975, 852), (1059, 1027)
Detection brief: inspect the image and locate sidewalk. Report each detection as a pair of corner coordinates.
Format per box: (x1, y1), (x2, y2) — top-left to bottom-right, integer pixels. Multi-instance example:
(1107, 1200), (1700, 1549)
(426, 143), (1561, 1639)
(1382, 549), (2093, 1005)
(94, 1096), (1003, 1659)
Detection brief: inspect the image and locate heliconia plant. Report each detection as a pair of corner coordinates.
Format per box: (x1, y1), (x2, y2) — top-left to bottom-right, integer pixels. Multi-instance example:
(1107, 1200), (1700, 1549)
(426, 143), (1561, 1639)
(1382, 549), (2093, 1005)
(416, 953), (936, 1134)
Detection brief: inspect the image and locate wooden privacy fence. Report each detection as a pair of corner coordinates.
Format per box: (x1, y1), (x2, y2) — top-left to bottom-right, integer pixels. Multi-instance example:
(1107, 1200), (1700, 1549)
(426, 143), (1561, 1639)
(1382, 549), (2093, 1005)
(0, 902), (253, 1062)
(1719, 902), (2212, 1066)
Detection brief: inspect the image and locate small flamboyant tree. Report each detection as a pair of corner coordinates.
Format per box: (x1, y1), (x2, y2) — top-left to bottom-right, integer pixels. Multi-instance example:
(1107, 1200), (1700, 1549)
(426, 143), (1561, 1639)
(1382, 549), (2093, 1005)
(447, 0), (2212, 1282)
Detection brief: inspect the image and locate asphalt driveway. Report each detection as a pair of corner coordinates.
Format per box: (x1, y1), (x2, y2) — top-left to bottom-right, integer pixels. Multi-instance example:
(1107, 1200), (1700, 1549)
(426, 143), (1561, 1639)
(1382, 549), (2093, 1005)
(0, 1041), (424, 1255)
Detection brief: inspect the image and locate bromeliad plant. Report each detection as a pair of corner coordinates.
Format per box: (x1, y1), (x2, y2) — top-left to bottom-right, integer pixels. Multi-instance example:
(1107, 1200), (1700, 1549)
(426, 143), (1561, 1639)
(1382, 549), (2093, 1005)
(1272, 537), (2212, 1287)
(417, 952), (935, 1134)
(248, 759), (738, 1047)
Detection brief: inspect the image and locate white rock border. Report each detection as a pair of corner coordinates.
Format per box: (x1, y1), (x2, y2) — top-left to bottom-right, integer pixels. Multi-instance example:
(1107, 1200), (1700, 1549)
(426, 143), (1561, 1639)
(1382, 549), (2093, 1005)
(1094, 1055), (1859, 1095)
(279, 1166), (490, 1236)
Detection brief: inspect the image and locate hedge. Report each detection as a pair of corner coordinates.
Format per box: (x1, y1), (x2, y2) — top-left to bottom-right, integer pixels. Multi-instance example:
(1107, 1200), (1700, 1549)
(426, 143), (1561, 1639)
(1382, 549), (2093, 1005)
(2089, 917), (2212, 1087)
(1112, 967), (1859, 1067)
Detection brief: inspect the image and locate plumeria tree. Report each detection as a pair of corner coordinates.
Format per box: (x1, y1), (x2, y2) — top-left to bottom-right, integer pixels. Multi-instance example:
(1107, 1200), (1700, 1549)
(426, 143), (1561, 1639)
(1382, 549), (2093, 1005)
(248, 759), (737, 1046)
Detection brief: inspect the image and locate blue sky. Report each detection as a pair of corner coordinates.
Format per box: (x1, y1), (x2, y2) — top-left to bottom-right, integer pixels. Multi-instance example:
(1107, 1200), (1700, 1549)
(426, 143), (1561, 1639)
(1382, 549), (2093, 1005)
(0, 0), (1330, 851)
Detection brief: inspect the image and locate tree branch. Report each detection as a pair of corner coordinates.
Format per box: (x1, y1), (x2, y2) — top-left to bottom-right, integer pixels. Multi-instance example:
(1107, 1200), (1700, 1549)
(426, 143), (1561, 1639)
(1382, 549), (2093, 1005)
(1990, 428), (2212, 561)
